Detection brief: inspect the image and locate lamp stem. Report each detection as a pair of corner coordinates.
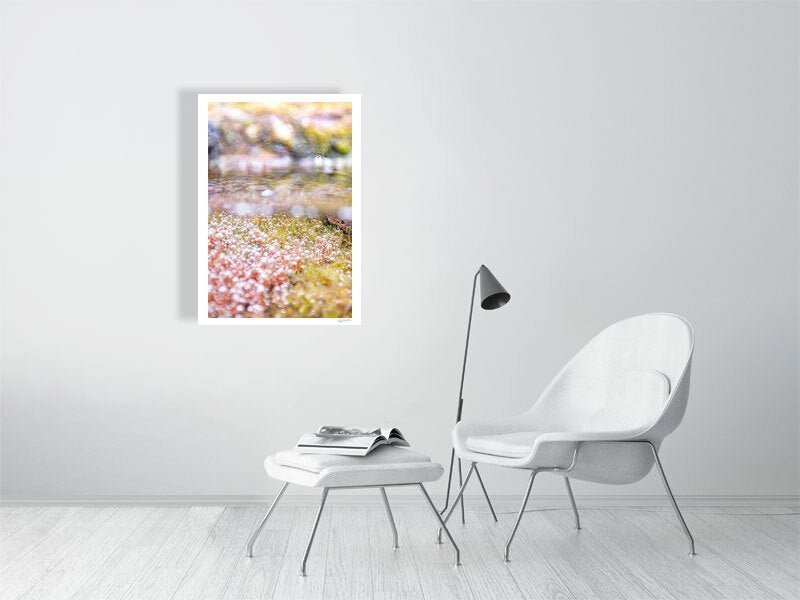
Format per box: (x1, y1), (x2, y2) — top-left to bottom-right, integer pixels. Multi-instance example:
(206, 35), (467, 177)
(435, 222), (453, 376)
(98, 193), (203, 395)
(456, 269), (480, 422)
(440, 269), (480, 515)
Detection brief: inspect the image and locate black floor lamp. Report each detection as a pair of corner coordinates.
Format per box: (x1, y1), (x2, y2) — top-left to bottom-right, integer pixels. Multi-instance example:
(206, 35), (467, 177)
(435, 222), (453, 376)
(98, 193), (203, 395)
(440, 264), (510, 524)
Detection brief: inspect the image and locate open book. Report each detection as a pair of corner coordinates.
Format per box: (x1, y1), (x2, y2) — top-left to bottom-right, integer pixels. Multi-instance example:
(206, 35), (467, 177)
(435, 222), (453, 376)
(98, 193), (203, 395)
(294, 426), (410, 456)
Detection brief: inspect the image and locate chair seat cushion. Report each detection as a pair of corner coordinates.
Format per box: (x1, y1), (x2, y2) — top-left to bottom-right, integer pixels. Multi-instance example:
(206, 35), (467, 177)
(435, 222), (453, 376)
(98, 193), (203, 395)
(265, 445), (444, 488)
(465, 432), (542, 458)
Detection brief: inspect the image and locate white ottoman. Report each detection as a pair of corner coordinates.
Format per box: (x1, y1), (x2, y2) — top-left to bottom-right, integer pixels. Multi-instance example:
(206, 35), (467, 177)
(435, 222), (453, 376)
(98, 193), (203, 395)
(245, 446), (460, 575)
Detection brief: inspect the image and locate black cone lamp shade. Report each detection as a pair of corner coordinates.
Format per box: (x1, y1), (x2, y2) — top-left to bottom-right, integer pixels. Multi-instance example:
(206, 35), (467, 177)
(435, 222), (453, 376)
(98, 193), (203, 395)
(479, 265), (511, 310)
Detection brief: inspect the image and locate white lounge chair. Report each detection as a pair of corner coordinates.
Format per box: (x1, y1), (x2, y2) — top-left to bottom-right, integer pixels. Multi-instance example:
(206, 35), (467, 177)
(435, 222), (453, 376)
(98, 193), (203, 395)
(439, 313), (697, 561)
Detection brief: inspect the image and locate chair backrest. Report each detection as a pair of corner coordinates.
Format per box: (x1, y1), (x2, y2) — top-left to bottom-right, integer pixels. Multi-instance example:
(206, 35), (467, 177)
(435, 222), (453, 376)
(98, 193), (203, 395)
(528, 313), (694, 443)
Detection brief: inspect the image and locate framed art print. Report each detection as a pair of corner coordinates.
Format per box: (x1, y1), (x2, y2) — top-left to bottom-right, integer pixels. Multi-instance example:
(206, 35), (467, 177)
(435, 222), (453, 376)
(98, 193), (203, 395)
(198, 94), (360, 325)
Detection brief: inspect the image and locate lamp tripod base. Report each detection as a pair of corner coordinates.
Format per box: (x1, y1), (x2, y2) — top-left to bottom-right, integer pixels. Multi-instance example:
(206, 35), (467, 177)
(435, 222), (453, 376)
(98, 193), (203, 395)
(439, 448), (498, 524)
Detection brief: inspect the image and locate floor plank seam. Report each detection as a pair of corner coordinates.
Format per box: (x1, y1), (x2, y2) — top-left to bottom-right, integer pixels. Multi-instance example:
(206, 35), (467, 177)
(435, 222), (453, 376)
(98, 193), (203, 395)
(650, 507), (783, 600)
(0, 508), (46, 545)
(113, 507), (191, 600)
(167, 507), (227, 600)
(55, 507), (153, 600)
(14, 507), (121, 600)
(397, 506), (427, 600)
(217, 507), (263, 600)
(473, 508), (526, 600)
(264, 506), (297, 600)
(0, 508), (77, 577)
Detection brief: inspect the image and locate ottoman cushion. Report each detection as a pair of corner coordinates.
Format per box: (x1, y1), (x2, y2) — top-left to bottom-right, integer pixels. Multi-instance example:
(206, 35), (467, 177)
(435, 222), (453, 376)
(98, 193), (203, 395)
(265, 446), (444, 488)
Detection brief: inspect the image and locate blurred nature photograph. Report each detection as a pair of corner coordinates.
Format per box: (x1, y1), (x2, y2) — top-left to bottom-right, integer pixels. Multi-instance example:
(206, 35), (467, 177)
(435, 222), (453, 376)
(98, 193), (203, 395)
(198, 94), (360, 324)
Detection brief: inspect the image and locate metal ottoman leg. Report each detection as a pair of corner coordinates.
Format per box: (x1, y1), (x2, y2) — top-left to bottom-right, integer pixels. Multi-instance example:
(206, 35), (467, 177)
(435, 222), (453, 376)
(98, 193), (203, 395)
(380, 487), (399, 549)
(300, 488), (330, 576)
(246, 482), (289, 558)
(419, 483), (461, 567)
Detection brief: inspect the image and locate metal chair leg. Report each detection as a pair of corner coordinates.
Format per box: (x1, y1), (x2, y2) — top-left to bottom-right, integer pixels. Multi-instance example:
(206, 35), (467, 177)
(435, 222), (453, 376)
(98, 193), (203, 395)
(419, 484), (461, 566)
(380, 487), (399, 549)
(300, 488), (329, 576)
(457, 458), (465, 524)
(439, 448), (457, 514)
(564, 477), (581, 530)
(648, 442), (697, 556)
(504, 470), (538, 562)
(437, 462), (476, 543)
(474, 465), (498, 522)
(246, 481), (289, 557)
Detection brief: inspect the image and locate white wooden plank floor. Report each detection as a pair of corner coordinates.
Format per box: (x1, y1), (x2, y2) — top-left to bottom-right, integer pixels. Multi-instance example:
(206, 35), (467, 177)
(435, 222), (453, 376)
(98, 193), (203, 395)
(0, 503), (797, 600)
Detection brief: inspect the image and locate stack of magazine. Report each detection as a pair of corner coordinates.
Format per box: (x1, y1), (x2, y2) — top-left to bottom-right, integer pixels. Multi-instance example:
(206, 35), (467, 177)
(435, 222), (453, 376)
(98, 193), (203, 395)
(294, 426), (409, 457)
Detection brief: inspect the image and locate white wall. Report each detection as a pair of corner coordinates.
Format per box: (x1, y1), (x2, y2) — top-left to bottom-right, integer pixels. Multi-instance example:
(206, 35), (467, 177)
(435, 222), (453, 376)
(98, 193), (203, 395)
(1, 0), (797, 500)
